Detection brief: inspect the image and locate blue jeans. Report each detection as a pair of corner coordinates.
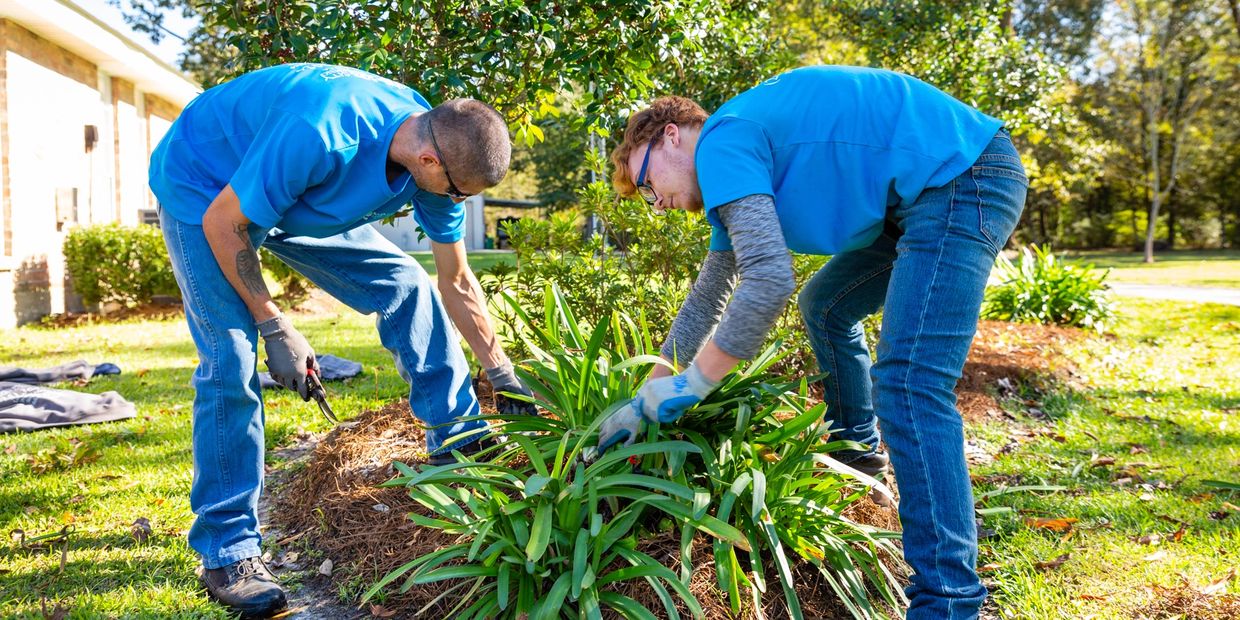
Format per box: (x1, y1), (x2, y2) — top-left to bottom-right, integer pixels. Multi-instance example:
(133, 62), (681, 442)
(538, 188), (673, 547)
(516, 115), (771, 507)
(159, 212), (484, 569)
(798, 130), (1027, 618)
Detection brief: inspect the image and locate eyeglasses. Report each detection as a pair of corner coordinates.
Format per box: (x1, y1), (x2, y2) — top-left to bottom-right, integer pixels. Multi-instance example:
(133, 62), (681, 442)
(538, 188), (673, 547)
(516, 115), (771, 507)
(634, 130), (664, 206)
(427, 117), (469, 201)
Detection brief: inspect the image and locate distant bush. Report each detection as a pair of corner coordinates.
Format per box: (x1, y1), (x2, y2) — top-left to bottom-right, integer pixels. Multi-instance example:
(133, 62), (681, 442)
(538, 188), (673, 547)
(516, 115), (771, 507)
(64, 223), (313, 309)
(983, 244), (1114, 330)
(64, 223), (179, 306)
(260, 250), (313, 309)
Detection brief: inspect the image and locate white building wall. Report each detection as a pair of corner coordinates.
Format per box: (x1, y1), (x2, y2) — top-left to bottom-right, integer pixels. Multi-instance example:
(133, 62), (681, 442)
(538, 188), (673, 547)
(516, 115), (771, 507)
(6, 50), (102, 321)
(370, 196), (486, 252)
(116, 96), (143, 224)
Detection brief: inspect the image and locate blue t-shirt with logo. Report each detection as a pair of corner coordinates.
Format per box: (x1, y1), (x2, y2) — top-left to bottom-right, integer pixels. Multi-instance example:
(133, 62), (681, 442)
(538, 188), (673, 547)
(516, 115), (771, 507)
(150, 63), (464, 241)
(698, 66), (1004, 256)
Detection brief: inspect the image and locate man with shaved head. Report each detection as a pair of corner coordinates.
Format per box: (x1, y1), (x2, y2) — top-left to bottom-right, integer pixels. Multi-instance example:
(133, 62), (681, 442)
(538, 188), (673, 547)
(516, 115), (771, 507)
(149, 63), (531, 618)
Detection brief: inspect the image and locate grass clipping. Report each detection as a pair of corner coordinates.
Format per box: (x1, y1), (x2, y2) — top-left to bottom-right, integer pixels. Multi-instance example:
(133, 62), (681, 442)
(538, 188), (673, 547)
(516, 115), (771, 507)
(269, 379), (901, 618)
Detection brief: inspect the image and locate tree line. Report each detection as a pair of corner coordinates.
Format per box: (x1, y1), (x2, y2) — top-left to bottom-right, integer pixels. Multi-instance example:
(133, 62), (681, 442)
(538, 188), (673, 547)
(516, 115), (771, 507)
(116, 0), (1239, 260)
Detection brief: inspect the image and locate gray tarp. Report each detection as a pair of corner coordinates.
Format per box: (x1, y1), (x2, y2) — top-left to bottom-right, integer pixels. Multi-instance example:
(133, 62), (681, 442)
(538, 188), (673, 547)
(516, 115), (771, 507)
(0, 382), (136, 433)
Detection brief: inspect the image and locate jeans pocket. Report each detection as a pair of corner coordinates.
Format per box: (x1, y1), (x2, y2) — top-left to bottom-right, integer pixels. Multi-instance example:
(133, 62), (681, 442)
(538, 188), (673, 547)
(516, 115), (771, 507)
(972, 167), (1028, 254)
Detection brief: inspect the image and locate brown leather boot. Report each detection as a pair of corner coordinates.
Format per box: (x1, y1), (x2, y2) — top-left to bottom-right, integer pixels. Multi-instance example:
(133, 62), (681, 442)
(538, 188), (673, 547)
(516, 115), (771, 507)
(200, 556), (287, 619)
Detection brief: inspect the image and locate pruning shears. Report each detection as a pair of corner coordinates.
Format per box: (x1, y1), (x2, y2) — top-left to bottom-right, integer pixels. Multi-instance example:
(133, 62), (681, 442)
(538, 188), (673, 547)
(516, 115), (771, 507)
(306, 367), (339, 425)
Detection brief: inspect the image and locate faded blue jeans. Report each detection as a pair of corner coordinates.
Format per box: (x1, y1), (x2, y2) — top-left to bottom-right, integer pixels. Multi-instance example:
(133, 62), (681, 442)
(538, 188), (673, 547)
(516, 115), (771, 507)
(159, 211), (484, 569)
(798, 130), (1027, 618)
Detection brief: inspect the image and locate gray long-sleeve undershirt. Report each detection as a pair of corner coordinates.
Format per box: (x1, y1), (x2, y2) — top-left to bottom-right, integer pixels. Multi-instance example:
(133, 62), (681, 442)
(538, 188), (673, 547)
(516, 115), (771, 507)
(661, 193), (796, 363)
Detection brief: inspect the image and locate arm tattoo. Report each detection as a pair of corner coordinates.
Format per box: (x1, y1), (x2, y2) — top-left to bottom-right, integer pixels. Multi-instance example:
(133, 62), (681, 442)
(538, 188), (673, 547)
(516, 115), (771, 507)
(232, 223), (267, 296)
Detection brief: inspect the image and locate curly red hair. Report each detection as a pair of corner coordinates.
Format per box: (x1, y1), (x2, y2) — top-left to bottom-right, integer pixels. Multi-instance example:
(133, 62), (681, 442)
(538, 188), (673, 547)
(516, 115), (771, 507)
(610, 96), (708, 197)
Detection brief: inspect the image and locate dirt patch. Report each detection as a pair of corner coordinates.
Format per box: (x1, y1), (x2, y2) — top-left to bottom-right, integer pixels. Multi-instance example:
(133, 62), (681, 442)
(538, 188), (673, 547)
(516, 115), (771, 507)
(955, 320), (1091, 422)
(32, 300), (185, 327)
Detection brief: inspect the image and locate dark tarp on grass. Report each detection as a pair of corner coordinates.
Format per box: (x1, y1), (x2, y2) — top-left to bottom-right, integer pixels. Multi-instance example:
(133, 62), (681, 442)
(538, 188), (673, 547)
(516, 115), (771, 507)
(0, 360), (121, 385)
(0, 382), (136, 433)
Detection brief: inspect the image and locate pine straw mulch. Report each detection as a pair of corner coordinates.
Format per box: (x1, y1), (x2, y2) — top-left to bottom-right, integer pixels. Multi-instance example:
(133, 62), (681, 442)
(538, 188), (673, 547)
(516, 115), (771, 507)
(268, 320), (1090, 618)
(955, 320), (1094, 423)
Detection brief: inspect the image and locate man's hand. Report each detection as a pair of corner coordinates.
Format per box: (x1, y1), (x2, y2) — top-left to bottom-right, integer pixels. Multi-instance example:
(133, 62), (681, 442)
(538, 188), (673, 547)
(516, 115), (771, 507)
(634, 362), (720, 423)
(258, 314), (319, 400)
(485, 362), (537, 415)
(596, 362), (721, 453)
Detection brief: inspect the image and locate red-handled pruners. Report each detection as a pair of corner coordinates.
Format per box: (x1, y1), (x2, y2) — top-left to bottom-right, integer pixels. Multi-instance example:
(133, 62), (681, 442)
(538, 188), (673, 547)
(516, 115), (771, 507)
(306, 367), (339, 425)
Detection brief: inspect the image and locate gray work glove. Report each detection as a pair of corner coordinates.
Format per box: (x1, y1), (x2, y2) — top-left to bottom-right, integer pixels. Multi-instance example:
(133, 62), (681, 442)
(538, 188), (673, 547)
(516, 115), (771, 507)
(257, 314), (319, 401)
(485, 361), (537, 415)
(597, 399), (643, 452)
(597, 362), (720, 453)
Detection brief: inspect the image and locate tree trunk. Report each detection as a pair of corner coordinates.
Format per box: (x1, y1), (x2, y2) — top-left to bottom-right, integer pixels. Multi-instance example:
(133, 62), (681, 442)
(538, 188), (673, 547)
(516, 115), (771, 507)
(1145, 191), (1161, 263)
(1167, 186), (1177, 249)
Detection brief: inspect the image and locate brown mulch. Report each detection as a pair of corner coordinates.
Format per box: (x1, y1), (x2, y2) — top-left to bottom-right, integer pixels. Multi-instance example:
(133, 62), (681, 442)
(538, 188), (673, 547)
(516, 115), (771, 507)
(33, 300), (185, 327)
(955, 320), (1092, 422)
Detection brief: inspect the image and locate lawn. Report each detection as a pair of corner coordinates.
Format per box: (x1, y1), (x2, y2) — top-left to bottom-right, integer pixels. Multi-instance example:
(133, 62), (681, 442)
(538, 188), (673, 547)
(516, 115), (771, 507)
(1064, 248), (1240, 288)
(408, 249), (514, 278)
(0, 297), (1236, 618)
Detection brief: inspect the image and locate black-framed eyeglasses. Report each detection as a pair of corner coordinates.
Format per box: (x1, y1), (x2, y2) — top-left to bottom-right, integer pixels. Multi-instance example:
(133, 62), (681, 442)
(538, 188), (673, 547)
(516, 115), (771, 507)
(634, 130), (665, 206)
(427, 117), (469, 201)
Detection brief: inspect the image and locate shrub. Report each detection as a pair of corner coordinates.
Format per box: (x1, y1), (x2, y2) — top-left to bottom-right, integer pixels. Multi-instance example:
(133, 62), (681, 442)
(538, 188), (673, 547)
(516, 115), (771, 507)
(982, 244), (1114, 330)
(64, 223), (179, 306)
(369, 287), (904, 618)
(259, 249), (313, 309)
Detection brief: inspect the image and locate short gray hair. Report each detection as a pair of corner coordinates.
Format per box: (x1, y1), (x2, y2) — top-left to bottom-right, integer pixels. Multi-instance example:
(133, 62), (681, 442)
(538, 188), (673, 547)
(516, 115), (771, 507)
(424, 99), (511, 189)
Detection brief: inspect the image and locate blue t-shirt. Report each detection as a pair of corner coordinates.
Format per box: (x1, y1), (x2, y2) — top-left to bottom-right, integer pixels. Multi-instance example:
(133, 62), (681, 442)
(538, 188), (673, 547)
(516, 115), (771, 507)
(698, 66), (1004, 256)
(149, 63), (464, 241)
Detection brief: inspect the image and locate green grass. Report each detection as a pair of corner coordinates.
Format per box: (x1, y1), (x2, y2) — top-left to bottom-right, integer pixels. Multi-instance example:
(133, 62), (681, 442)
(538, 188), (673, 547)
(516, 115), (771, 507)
(971, 299), (1240, 618)
(408, 249), (514, 278)
(1, 297), (1235, 618)
(0, 308), (411, 619)
(1064, 248), (1240, 287)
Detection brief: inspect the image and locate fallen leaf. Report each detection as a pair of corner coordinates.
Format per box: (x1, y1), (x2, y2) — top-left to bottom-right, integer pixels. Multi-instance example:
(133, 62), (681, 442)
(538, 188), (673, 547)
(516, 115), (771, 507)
(1129, 443), (1149, 454)
(3, 445), (14, 454)
(1201, 567), (1236, 595)
(978, 563), (1003, 572)
(1079, 594), (1108, 601)
(131, 517), (152, 543)
(1139, 491), (1156, 501)
(1143, 550), (1168, 562)
(1209, 511), (1230, 520)
(369, 604), (397, 618)
(1171, 524), (1187, 542)
(1189, 492), (1215, 504)
(68, 495), (84, 505)
(1223, 502), (1240, 512)
(1091, 455), (1116, 467)
(1136, 533), (1162, 546)
(318, 558), (333, 576)
(1025, 517), (1078, 532)
(371, 503), (390, 513)
(1035, 553), (1071, 570)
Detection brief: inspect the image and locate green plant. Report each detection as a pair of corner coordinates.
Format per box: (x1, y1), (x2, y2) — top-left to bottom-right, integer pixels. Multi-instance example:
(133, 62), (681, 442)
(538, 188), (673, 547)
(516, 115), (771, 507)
(367, 287), (746, 618)
(259, 249), (313, 308)
(369, 286), (904, 618)
(983, 244), (1114, 330)
(63, 223), (180, 306)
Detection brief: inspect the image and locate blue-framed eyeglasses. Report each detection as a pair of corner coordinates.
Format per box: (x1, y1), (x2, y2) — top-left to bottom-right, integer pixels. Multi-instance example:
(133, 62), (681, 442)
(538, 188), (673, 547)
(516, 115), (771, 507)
(634, 130), (665, 205)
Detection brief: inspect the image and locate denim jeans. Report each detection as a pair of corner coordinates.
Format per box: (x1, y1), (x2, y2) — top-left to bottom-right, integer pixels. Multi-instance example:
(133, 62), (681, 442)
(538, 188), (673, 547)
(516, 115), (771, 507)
(159, 212), (484, 569)
(798, 130), (1027, 618)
